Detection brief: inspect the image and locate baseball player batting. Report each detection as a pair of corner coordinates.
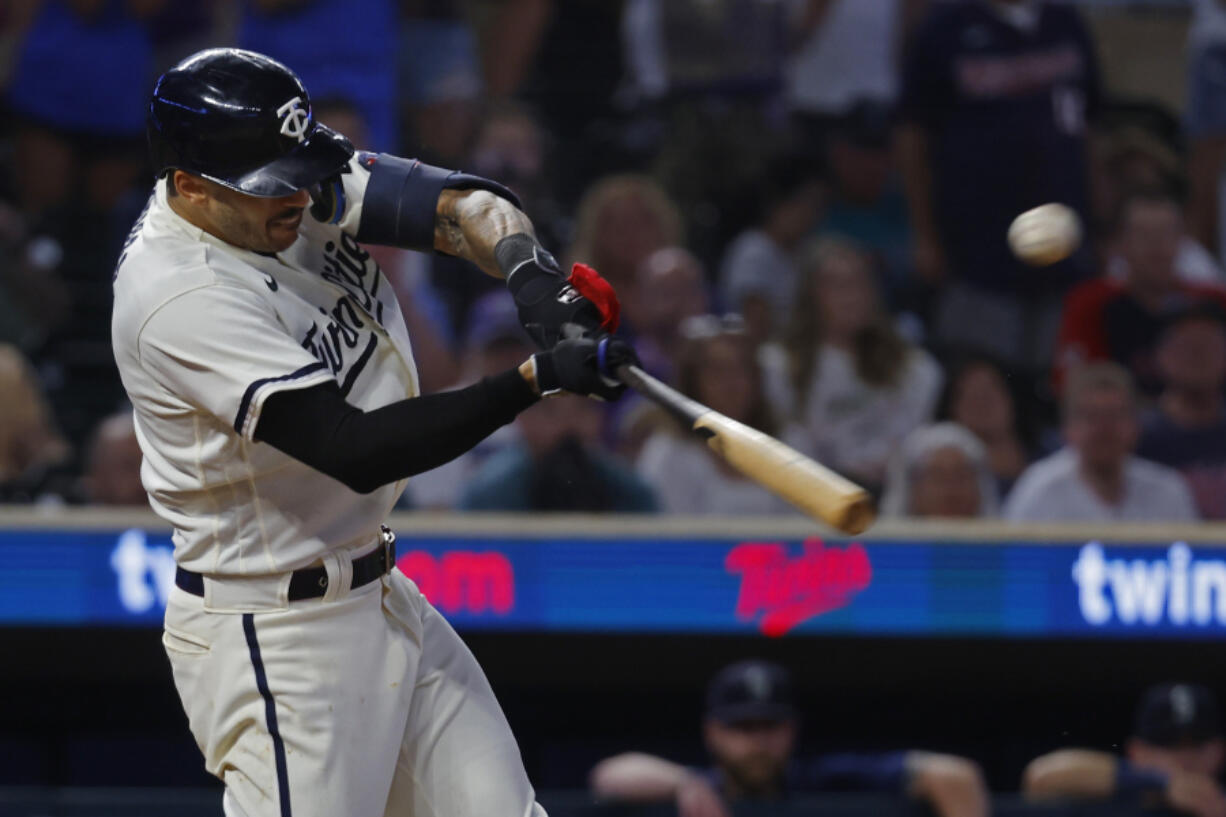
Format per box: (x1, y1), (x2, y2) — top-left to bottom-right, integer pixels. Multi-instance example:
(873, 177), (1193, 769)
(112, 49), (636, 817)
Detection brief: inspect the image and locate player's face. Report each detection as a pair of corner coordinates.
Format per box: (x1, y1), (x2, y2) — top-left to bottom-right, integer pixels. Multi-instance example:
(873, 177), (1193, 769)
(204, 184), (312, 253)
(910, 446), (982, 518)
(704, 718), (795, 795)
(172, 172), (311, 254)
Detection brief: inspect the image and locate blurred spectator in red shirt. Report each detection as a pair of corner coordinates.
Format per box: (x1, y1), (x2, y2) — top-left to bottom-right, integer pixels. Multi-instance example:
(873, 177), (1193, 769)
(636, 315), (791, 516)
(898, 0), (1100, 373)
(880, 422), (1000, 518)
(568, 174), (683, 293)
(763, 237), (941, 492)
(80, 410), (145, 506)
(1055, 190), (1226, 397)
(1137, 303), (1226, 520)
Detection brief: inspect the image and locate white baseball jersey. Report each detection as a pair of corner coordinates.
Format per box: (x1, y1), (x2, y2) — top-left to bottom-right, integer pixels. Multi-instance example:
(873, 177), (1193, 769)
(113, 154), (419, 576)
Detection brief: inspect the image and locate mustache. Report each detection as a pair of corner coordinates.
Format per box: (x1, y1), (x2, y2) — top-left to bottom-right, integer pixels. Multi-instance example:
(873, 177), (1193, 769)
(272, 207), (303, 221)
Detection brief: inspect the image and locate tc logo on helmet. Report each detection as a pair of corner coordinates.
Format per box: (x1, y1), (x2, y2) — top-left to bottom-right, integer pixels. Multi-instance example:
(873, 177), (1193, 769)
(277, 96), (311, 143)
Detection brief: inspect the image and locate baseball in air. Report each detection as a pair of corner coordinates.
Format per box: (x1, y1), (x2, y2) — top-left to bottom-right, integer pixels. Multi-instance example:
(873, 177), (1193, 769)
(1007, 203), (1082, 266)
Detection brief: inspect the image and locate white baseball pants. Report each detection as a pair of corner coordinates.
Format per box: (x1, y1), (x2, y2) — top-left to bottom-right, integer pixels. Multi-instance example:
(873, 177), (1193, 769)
(162, 562), (546, 817)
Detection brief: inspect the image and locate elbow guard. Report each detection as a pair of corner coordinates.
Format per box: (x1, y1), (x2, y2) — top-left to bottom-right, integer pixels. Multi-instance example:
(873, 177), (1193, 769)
(355, 152), (521, 251)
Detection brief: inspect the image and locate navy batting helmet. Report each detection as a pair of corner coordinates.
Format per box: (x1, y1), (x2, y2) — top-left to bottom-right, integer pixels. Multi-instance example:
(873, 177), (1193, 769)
(148, 48), (354, 197)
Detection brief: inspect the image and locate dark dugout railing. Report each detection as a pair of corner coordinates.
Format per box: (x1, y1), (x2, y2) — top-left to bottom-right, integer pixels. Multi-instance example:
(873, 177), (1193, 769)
(0, 789), (1189, 817)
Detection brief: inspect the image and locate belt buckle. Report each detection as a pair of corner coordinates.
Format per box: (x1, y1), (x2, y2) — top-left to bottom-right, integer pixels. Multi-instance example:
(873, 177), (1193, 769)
(379, 525), (397, 573)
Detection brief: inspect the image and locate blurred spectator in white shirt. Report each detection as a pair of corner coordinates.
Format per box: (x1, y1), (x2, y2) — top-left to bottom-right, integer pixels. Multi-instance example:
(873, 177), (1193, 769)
(637, 316), (793, 516)
(1004, 363), (1198, 523)
(881, 423), (999, 519)
(762, 237), (941, 492)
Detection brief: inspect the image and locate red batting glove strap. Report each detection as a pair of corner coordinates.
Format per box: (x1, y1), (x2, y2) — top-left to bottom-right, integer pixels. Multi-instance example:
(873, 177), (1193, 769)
(567, 263), (621, 333)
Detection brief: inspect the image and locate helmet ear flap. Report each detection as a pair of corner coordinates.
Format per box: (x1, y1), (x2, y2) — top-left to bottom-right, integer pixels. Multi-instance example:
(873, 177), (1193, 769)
(308, 172), (345, 225)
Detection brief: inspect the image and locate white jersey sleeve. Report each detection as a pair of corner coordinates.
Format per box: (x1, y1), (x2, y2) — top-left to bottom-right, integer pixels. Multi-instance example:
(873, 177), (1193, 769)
(137, 282), (336, 440)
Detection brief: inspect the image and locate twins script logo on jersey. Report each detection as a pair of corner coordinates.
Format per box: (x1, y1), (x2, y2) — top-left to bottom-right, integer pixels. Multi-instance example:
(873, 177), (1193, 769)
(277, 96), (310, 142)
(300, 234), (387, 396)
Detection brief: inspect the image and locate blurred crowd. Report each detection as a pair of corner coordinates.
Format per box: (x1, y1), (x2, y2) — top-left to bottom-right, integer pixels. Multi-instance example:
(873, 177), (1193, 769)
(1, 0), (1226, 523)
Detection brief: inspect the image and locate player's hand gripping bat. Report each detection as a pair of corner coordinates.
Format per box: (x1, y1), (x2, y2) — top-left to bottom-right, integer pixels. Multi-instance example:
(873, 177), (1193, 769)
(615, 363), (875, 534)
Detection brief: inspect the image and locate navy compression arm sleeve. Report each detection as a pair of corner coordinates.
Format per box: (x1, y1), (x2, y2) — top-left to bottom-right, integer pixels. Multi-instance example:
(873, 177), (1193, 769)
(253, 369), (538, 493)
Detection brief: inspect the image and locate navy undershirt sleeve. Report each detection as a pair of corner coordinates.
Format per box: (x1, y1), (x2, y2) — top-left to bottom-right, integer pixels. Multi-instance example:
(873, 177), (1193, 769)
(253, 369), (538, 493)
(793, 752), (910, 793)
(355, 152), (522, 251)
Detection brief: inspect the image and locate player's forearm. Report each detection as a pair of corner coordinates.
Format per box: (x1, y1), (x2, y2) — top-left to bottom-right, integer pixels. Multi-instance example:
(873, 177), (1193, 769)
(1022, 750), (1119, 800)
(590, 753), (695, 801)
(254, 369), (538, 494)
(435, 188), (536, 277)
(906, 752), (989, 817)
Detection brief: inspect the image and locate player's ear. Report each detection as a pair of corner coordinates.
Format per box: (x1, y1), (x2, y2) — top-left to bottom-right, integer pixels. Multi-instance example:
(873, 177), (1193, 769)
(172, 170), (210, 204)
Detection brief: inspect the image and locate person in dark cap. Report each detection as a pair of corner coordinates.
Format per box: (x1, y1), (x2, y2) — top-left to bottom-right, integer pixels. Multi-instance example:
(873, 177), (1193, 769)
(590, 659), (988, 817)
(1024, 683), (1226, 817)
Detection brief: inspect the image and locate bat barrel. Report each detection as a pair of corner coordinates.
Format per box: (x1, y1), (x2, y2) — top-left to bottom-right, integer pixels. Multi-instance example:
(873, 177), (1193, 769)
(616, 364), (877, 535)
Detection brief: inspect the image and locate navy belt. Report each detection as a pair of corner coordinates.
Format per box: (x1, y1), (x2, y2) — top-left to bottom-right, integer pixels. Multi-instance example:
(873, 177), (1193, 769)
(175, 527), (397, 602)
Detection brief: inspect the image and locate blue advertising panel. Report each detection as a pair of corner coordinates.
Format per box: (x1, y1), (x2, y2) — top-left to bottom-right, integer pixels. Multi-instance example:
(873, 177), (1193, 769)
(2, 525), (1225, 638)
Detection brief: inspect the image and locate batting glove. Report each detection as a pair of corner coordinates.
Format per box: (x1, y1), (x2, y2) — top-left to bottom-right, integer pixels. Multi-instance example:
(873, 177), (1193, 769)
(496, 233), (620, 349)
(533, 336), (638, 401)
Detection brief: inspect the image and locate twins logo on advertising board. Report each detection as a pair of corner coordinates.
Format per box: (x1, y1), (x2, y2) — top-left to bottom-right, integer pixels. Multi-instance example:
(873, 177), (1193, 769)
(1072, 542), (1226, 628)
(725, 539), (873, 637)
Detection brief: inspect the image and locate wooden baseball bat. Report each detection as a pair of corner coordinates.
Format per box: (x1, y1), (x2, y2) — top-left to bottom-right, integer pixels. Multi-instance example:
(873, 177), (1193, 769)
(617, 364), (875, 534)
